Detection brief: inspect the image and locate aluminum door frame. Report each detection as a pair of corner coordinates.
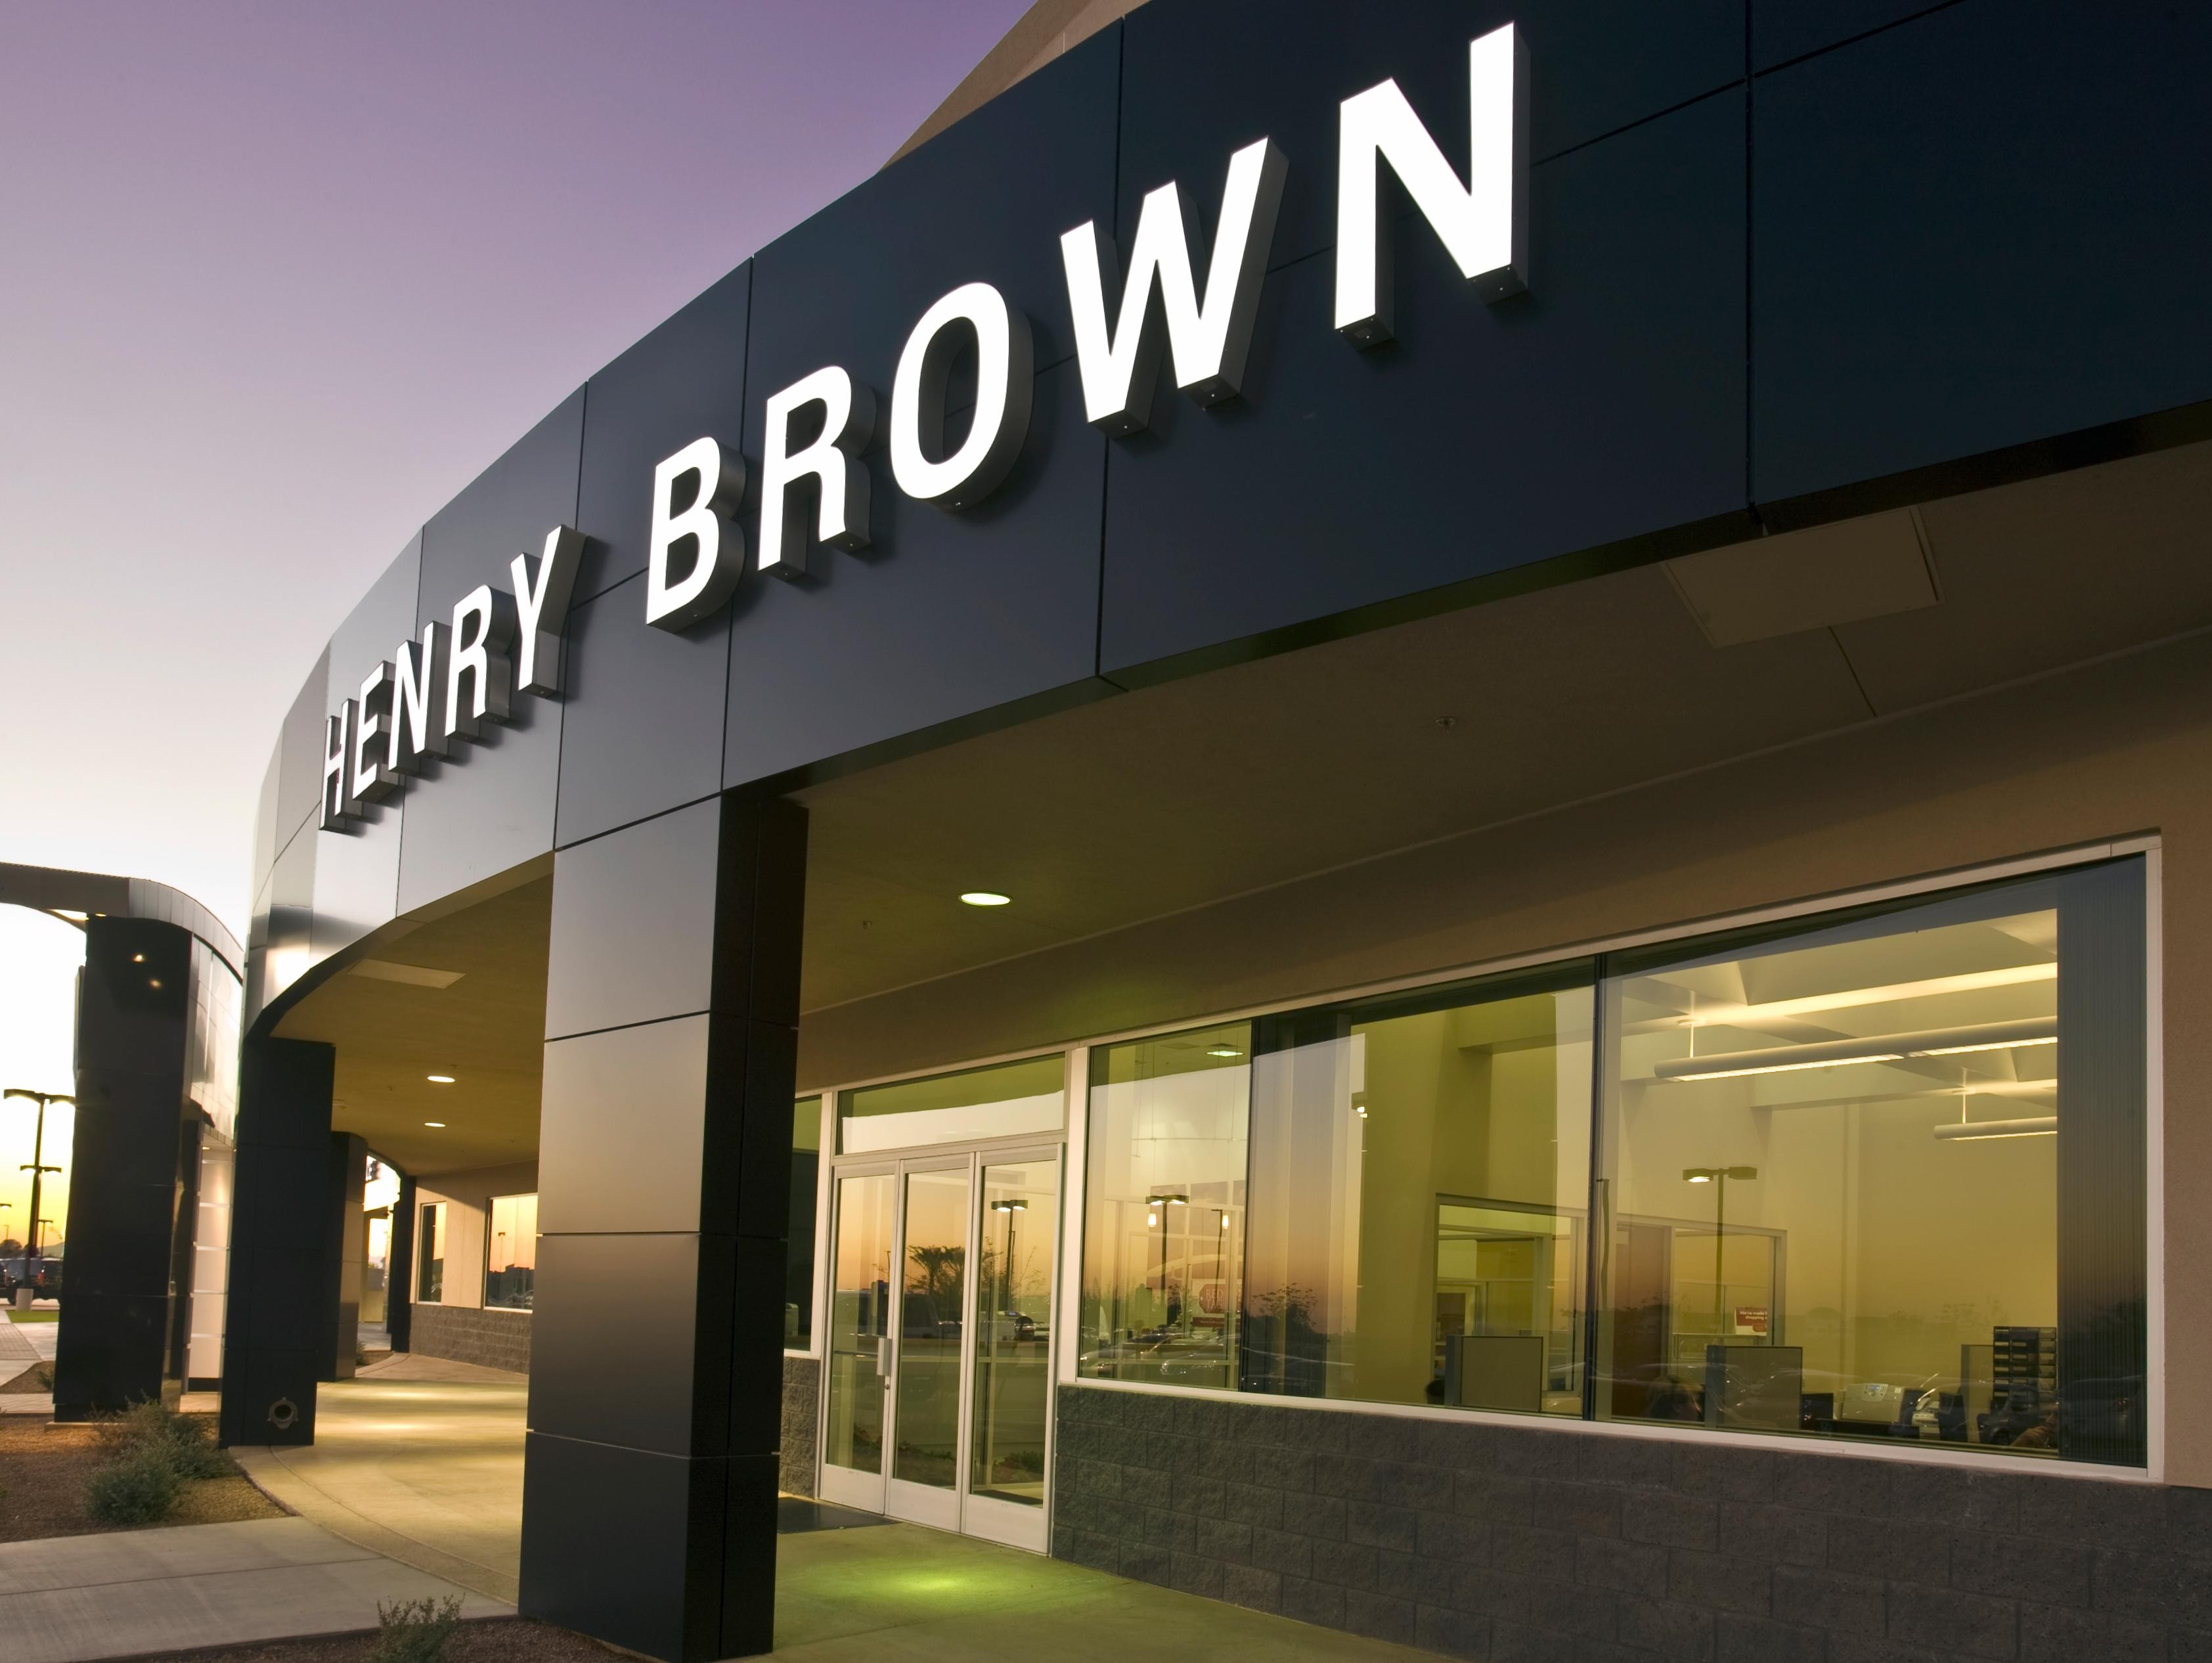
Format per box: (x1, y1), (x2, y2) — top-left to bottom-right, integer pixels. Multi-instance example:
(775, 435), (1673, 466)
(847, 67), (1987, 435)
(958, 1143), (1063, 1554)
(880, 1153), (975, 1534)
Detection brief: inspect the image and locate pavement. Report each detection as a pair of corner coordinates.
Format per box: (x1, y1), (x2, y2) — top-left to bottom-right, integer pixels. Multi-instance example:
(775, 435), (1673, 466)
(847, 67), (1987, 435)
(0, 1517), (511, 1663)
(1, 1307), (56, 1414)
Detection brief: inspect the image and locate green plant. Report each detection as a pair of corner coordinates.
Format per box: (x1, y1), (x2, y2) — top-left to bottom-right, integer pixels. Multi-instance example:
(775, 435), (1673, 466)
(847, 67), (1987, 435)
(32, 1365), (52, 1390)
(106, 1399), (230, 1479)
(85, 1444), (181, 1525)
(372, 1595), (462, 1663)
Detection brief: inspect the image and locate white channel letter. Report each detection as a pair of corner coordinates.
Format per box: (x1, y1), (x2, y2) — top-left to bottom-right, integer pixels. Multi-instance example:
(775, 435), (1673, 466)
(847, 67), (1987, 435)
(349, 661), (399, 807)
(1059, 136), (1287, 435)
(1334, 21), (1528, 345)
(512, 525), (583, 695)
(646, 437), (746, 631)
(890, 282), (1035, 508)
(443, 584), (515, 745)
(757, 366), (875, 579)
(388, 622), (447, 774)
(319, 704), (357, 831)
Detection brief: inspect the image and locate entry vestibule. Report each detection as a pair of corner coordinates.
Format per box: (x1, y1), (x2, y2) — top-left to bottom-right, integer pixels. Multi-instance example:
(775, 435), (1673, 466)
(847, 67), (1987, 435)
(818, 1056), (1067, 1554)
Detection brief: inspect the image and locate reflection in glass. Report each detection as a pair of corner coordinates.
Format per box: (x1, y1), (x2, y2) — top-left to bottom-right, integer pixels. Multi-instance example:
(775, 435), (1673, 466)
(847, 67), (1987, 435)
(416, 1203), (445, 1303)
(841, 1055), (1064, 1153)
(970, 1160), (1058, 1506)
(787, 1098), (821, 1347)
(1241, 971), (1593, 1413)
(1081, 1023), (1250, 1390)
(893, 1167), (970, 1490)
(484, 1193), (537, 1310)
(1597, 886), (2065, 1455)
(823, 1174), (895, 1476)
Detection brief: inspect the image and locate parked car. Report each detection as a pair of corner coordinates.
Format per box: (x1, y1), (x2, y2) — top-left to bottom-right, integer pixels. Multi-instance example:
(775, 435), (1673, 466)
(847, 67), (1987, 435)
(1, 1256), (62, 1302)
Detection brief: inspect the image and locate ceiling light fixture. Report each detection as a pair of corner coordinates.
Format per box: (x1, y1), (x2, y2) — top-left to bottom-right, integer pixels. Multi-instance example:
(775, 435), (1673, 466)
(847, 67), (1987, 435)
(428, 1075), (455, 1084)
(960, 891), (1011, 907)
(1656, 1017), (2058, 1083)
(1670, 963), (2054, 1029)
(1204, 1044), (1245, 1059)
(423, 1120), (447, 1128)
(1932, 1117), (2057, 1142)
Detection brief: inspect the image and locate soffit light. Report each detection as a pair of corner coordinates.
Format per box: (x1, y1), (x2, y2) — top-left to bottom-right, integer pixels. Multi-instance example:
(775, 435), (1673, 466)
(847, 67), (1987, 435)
(427, 1075), (456, 1084)
(423, 1121), (447, 1128)
(960, 891), (1011, 907)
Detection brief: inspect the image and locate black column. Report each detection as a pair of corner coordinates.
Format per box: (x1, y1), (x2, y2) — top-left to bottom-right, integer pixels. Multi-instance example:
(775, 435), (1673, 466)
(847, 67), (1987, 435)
(55, 918), (196, 1419)
(319, 1133), (366, 1381)
(388, 1173), (416, 1353)
(219, 1036), (335, 1448)
(520, 793), (805, 1663)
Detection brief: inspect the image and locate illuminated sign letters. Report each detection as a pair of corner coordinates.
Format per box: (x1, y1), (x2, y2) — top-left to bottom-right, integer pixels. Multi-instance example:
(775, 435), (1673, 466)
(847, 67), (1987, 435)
(323, 25), (1524, 832)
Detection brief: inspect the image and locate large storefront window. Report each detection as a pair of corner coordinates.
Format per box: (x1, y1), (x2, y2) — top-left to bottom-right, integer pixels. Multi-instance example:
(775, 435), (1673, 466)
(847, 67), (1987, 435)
(789, 1097), (820, 1348)
(1072, 860), (2146, 1465)
(485, 1193), (537, 1310)
(416, 1201), (445, 1303)
(1241, 969), (1594, 1413)
(1080, 1022), (1250, 1389)
(1595, 862), (2144, 1463)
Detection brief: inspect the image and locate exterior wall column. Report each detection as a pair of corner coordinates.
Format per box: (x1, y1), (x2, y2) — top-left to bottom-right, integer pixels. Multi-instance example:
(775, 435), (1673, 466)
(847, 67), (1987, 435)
(319, 1132), (366, 1380)
(55, 917), (197, 1418)
(387, 1172), (416, 1353)
(218, 1036), (335, 1447)
(520, 793), (805, 1663)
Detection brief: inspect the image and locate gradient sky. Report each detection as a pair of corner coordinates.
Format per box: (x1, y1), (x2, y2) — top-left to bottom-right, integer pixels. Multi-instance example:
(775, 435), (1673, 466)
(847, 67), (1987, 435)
(0, 0), (1033, 1227)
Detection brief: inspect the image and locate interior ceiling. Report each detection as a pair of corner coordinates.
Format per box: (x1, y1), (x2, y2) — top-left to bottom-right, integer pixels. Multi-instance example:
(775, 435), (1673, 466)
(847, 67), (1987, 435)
(269, 439), (2212, 1174)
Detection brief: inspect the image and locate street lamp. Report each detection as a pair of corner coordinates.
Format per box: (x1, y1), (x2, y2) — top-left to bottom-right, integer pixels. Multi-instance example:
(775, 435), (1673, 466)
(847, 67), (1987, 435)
(5, 1090), (74, 1270)
(1683, 1166), (1758, 1339)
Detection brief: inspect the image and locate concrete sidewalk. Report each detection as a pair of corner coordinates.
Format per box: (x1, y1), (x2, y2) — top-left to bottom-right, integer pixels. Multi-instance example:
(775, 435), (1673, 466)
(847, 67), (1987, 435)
(0, 1516), (512, 1663)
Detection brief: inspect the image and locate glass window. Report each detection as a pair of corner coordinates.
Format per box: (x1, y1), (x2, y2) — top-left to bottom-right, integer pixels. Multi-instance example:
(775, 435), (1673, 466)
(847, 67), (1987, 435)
(971, 1156), (1060, 1506)
(485, 1194), (537, 1310)
(1595, 862), (2145, 1464)
(416, 1202), (445, 1303)
(1241, 969), (1595, 1413)
(787, 1097), (821, 1348)
(1080, 1022), (1251, 1390)
(840, 1055), (1064, 1153)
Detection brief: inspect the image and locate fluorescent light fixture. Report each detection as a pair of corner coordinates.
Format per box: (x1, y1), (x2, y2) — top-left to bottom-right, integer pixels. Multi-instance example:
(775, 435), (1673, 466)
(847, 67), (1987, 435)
(1914, 1034), (2057, 1058)
(1205, 1044), (1245, 1059)
(1656, 1017), (2057, 1082)
(1677, 962), (2054, 1028)
(427, 1074), (455, 1084)
(1660, 1048), (1903, 1082)
(423, 1120), (446, 1128)
(1933, 1117), (2057, 1142)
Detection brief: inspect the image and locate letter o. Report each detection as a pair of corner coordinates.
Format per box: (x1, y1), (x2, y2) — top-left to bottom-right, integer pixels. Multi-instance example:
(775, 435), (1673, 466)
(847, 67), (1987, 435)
(890, 282), (1034, 509)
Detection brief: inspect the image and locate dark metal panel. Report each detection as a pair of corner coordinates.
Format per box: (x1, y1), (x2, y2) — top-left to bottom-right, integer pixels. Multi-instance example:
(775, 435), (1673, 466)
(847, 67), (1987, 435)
(273, 648), (330, 858)
(1750, 0), (1949, 71)
(529, 1231), (715, 1457)
(1751, 0), (2212, 504)
(543, 799), (720, 1040)
(539, 1015), (710, 1236)
(1100, 91), (1748, 676)
(1119, 0), (1744, 269)
(720, 38), (1117, 791)
(552, 573), (728, 849)
(396, 393), (584, 914)
(573, 264), (751, 604)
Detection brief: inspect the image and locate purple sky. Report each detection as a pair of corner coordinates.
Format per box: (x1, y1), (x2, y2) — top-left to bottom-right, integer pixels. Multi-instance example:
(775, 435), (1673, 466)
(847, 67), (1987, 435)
(0, 0), (1033, 936)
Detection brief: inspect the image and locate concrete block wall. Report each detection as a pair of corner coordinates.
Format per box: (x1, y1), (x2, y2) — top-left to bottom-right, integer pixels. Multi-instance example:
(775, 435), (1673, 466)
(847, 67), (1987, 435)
(409, 1304), (531, 1374)
(781, 1356), (819, 1498)
(1051, 1383), (2207, 1661)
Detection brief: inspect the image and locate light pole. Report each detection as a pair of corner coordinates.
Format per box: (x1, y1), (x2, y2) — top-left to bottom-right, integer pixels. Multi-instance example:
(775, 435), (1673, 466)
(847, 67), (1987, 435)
(6, 1090), (74, 1276)
(1145, 1194), (1187, 1331)
(1683, 1166), (1758, 1339)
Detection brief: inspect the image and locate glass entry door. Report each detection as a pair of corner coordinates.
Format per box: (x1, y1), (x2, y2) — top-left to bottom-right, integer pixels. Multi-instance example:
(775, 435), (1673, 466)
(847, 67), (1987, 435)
(818, 1145), (1061, 1551)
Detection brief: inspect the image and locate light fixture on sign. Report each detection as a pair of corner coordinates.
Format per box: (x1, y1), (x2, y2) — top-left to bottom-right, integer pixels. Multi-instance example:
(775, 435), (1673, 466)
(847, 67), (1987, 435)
(960, 892), (1011, 907)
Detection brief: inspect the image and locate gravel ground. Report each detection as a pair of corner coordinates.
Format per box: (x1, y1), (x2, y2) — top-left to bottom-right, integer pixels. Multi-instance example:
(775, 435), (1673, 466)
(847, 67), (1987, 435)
(0, 1413), (284, 1543)
(127, 1620), (627, 1660)
(0, 1362), (52, 1392)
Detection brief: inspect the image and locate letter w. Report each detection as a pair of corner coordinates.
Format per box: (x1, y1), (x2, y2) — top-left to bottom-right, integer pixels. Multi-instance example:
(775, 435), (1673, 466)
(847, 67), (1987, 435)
(1060, 137), (1287, 435)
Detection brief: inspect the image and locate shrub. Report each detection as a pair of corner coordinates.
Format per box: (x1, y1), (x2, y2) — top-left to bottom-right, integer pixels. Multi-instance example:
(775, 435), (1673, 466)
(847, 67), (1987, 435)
(106, 1399), (229, 1479)
(372, 1595), (462, 1663)
(85, 1444), (181, 1525)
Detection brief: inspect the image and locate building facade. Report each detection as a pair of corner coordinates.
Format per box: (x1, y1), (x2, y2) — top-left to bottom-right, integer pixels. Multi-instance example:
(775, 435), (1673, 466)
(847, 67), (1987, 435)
(228, 3), (2212, 1659)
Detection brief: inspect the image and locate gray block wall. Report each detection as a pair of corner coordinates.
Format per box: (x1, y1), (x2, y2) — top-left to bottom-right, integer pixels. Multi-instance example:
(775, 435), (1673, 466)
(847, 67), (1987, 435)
(782, 1356), (819, 1498)
(408, 1304), (531, 1373)
(1051, 1383), (2206, 1662)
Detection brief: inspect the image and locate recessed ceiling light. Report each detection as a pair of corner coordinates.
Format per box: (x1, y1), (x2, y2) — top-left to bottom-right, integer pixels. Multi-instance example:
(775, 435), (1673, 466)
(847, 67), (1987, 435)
(131, 954), (144, 964)
(423, 1120), (446, 1128)
(960, 892), (1011, 907)
(427, 1075), (455, 1084)
(1205, 1044), (1245, 1059)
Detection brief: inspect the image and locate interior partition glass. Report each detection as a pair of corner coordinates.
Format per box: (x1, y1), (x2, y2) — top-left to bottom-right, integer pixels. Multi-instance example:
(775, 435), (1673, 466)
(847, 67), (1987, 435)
(1081, 1022), (1251, 1389)
(1241, 968), (1595, 1413)
(787, 1098), (821, 1347)
(1595, 864), (2144, 1463)
(484, 1193), (537, 1310)
(841, 1054), (1065, 1153)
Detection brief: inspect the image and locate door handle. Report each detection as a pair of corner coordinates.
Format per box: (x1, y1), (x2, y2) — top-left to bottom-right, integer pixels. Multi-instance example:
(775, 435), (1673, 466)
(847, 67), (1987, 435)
(877, 1337), (891, 1378)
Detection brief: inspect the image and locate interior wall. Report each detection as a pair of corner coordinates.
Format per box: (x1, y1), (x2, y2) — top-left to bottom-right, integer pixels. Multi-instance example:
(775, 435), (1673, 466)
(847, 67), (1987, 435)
(796, 630), (2212, 1482)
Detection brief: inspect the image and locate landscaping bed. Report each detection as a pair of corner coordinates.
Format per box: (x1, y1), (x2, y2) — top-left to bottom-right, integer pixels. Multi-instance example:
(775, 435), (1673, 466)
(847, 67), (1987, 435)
(0, 1411), (282, 1542)
(124, 1620), (626, 1661)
